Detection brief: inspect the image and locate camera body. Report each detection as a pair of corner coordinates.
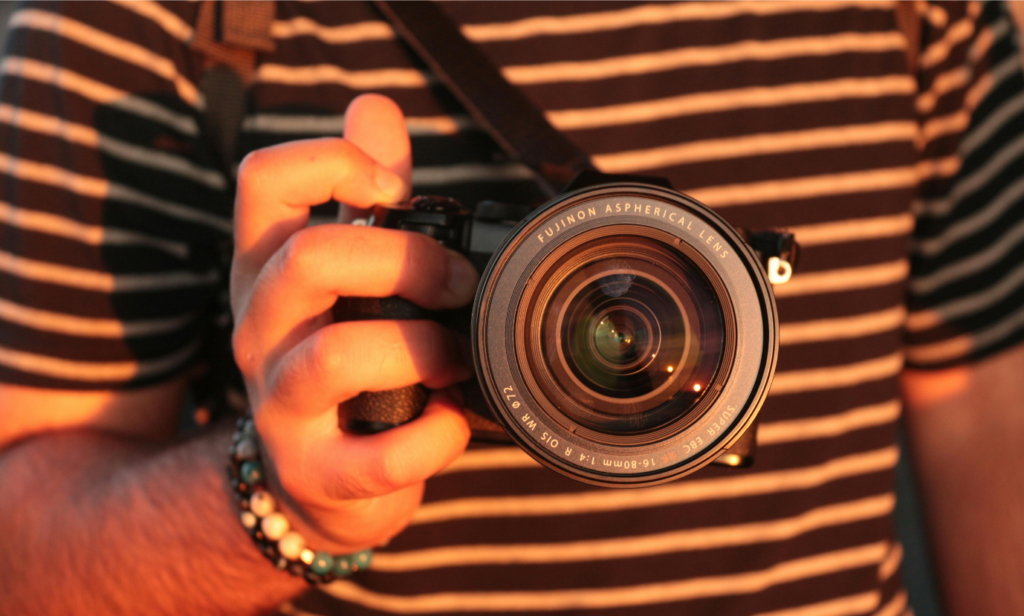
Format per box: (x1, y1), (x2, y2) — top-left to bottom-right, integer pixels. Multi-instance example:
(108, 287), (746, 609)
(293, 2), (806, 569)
(335, 174), (795, 488)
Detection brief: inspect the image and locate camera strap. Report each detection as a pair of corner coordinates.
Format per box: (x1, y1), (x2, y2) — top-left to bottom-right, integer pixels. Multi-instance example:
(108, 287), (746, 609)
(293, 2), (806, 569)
(372, 1), (596, 197)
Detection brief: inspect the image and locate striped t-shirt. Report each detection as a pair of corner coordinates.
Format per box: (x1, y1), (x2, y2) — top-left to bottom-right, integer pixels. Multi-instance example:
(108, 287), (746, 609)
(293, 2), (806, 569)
(2, 2), (1024, 615)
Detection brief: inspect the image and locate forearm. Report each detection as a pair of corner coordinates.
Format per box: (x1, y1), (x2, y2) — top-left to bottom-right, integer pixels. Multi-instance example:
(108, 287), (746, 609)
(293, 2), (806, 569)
(0, 424), (306, 616)
(902, 344), (1024, 616)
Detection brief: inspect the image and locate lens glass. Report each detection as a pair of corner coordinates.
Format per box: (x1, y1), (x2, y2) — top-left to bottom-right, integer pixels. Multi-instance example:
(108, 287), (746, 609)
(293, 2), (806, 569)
(525, 234), (727, 437)
(564, 276), (679, 398)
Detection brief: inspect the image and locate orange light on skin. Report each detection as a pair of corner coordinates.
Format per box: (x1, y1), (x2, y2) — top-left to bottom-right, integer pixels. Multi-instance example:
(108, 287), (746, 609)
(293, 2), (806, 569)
(693, 384), (702, 392)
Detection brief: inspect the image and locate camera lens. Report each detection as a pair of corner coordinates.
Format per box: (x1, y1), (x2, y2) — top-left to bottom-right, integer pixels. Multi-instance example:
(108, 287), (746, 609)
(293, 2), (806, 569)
(525, 235), (725, 439)
(473, 184), (778, 486)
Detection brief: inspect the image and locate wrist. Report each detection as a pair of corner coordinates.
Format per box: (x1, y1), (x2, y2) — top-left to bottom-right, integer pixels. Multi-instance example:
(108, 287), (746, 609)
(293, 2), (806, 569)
(228, 416), (373, 584)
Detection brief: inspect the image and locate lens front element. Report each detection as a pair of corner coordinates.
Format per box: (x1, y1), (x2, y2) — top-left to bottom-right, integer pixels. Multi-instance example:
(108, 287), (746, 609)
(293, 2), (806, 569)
(525, 233), (728, 441)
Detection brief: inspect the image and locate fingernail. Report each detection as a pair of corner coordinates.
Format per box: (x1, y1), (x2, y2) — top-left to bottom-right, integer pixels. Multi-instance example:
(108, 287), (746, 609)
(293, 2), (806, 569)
(446, 250), (479, 300)
(374, 166), (406, 202)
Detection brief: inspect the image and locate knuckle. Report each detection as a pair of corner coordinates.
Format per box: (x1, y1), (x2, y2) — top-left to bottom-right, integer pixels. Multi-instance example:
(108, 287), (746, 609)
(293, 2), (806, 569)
(371, 451), (408, 492)
(277, 229), (320, 283)
(232, 326), (257, 377)
(236, 149), (270, 191)
(306, 329), (344, 380)
(401, 233), (446, 293)
(334, 464), (380, 499)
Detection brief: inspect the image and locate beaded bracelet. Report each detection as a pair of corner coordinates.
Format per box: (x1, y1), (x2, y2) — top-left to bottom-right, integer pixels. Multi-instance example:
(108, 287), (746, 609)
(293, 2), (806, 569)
(228, 416), (373, 585)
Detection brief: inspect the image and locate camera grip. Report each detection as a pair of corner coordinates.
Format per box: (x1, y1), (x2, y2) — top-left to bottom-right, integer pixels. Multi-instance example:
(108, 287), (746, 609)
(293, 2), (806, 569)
(333, 296), (429, 433)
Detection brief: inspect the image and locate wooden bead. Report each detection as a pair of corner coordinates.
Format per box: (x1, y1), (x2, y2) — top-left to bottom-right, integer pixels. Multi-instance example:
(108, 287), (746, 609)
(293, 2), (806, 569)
(261, 513), (290, 541)
(249, 490), (276, 518)
(239, 511), (258, 529)
(277, 531), (306, 560)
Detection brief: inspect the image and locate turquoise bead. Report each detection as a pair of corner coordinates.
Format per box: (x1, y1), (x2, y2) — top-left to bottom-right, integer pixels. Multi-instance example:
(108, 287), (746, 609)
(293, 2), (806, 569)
(310, 552), (334, 575)
(240, 461), (264, 485)
(333, 554), (353, 578)
(350, 549), (373, 571)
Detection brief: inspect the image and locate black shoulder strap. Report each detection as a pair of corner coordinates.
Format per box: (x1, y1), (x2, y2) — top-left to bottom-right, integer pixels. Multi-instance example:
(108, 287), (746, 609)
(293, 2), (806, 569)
(373, 1), (595, 197)
(191, 1), (276, 173)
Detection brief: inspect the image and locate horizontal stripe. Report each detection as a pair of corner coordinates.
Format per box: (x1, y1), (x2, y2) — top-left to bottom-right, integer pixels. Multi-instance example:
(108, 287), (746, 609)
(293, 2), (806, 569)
(917, 130), (1024, 223)
(689, 167), (918, 209)
(968, 9), (1010, 65)
(759, 400), (902, 445)
(594, 121), (918, 173)
(325, 542), (889, 613)
(0, 249), (218, 292)
(550, 75), (916, 131)
(412, 163), (535, 186)
(0, 337), (200, 381)
(753, 591), (881, 616)
(911, 216), (1024, 295)
(878, 542), (903, 581)
(958, 87), (1024, 157)
(918, 108), (970, 148)
(916, 154), (962, 181)
(463, 1), (894, 43)
(109, 0), (191, 42)
(875, 590), (908, 616)
(415, 446), (899, 524)
(907, 257), (1024, 331)
(907, 300), (1024, 364)
(441, 447), (538, 474)
(923, 4), (949, 29)
(915, 65), (972, 115)
(916, 174), (1024, 263)
(772, 260), (909, 298)
(964, 52), (1021, 111)
(9, 9), (200, 107)
(0, 151), (232, 233)
(373, 494), (894, 572)
(786, 214), (914, 247)
(769, 353), (904, 395)
(0, 200), (189, 259)
(919, 14), (976, 71)
(271, 17), (393, 44)
(504, 32), (906, 85)
(0, 56), (198, 136)
(242, 113), (475, 137)
(256, 63), (430, 89)
(0, 104), (225, 190)
(0, 296), (195, 338)
(780, 306), (907, 345)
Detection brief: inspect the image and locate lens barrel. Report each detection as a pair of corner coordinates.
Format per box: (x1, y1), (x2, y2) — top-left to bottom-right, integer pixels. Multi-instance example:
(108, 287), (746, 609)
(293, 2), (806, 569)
(473, 183), (778, 487)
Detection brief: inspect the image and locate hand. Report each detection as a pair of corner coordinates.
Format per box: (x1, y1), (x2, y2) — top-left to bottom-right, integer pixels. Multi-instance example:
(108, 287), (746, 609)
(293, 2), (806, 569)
(229, 94), (476, 552)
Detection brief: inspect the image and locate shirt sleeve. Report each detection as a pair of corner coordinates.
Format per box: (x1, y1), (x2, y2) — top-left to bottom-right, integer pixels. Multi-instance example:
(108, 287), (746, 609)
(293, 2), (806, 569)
(0, 1), (232, 389)
(906, 0), (1024, 369)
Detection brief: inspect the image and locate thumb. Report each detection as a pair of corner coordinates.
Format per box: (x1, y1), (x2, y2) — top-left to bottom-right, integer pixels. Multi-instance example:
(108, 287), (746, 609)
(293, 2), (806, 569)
(344, 94), (412, 202)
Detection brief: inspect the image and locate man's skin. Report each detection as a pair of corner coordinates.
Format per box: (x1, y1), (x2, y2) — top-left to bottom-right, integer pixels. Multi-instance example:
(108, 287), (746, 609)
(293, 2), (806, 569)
(0, 94), (1020, 615)
(901, 346), (1024, 616)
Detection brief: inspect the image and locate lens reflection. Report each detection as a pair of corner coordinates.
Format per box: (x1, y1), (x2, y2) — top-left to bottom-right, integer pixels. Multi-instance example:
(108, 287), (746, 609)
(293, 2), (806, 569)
(594, 312), (639, 363)
(565, 278), (679, 398)
(525, 233), (727, 438)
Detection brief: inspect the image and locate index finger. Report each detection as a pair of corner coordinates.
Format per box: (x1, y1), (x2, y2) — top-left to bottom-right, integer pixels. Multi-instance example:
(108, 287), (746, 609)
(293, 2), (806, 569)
(232, 137), (408, 298)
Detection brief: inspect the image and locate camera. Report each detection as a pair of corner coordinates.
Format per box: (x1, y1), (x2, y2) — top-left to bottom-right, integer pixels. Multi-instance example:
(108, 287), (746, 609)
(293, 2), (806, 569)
(333, 172), (796, 488)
